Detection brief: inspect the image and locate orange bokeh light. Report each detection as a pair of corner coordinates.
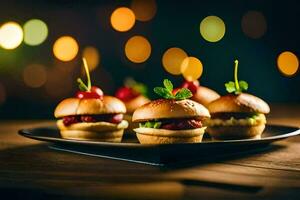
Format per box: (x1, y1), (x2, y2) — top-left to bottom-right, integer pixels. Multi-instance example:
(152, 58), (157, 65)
(277, 51), (299, 76)
(162, 47), (188, 75)
(53, 36), (79, 62)
(181, 57), (203, 81)
(131, 0), (157, 22)
(125, 35), (151, 63)
(110, 7), (135, 32)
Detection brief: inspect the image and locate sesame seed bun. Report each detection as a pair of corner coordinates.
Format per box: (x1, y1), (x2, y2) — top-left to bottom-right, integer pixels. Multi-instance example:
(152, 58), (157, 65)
(54, 96), (126, 118)
(132, 99), (210, 122)
(208, 93), (270, 114)
(192, 86), (220, 107)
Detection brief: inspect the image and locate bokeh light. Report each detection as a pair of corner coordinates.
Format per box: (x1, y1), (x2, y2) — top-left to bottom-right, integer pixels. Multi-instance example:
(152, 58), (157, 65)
(23, 19), (48, 46)
(131, 0), (157, 22)
(162, 47), (188, 75)
(53, 36), (79, 62)
(0, 83), (6, 105)
(45, 68), (73, 98)
(200, 16), (226, 42)
(110, 7), (135, 32)
(82, 46), (100, 72)
(181, 57), (203, 81)
(23, 64), (47, 88)
(242, 11), (267, 39)
(125, 35), (151, 63)
(0, 22), (23, 49)
(277, 51), (299, 76)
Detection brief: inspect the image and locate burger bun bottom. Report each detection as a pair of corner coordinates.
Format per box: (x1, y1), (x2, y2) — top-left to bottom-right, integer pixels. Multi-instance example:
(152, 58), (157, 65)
(134, 127), (206, 144)
(206, 124), (265, 140)
(60, 129), (124, 142)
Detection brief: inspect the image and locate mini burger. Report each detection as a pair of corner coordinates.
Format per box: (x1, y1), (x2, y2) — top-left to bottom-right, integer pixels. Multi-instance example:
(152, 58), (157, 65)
(205, 60), (270, 140)
(54, 58), (128, 142)
(115, 78), (150, 133)
(173, 80), (220, 107)
(132, 79), (210, 144)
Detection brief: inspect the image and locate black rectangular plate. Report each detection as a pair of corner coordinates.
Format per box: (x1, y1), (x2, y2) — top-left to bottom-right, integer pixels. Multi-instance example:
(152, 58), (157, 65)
(19, 125), (300, 166)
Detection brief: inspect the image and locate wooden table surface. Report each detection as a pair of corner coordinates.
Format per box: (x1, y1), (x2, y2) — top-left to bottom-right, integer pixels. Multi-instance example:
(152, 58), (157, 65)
(0, 104), (300, 200)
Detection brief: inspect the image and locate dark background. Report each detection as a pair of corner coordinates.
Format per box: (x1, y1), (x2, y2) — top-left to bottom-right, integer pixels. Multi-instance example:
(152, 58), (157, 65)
(0, 0), (299, 119)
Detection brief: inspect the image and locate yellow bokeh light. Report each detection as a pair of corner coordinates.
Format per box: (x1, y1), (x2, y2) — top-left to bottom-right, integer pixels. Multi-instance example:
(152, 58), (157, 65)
(53, 36), (79, 62)
(125, 35), (151, 63)
(82, 46), (100, 72)
(23, 19), (48, 46)
(131, 0), (157, 22)
(242, 11), (267, 39)
(162, 47), (188, 75)
(181, 57), (203, 81)
(0, 83), (6, 105)
(110, 7), (135, 32)
(200, 16), (226, 42)
(0, 22), (23, 49)
(277, 51), (299, 76)
(23, 64), (47, 88)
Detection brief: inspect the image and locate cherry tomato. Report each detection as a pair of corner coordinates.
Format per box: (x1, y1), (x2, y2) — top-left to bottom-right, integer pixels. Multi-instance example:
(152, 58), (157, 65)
(115, 87), (139, 102)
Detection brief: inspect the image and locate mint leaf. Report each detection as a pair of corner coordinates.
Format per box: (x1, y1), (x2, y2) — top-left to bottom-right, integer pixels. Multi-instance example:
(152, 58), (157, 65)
(225, 81), (236, 93)
(175, 88), (193, 100)
(153, 87), (174, 99)
(163, 79), (173, 92)
(239, 80), (248, 91)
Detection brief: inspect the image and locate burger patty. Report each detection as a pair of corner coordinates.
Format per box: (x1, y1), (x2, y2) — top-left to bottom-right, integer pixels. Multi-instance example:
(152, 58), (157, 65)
(63, 114), (123, 126)
(140, 118), (202, 130)
(211, 112), (257, 120)
(161, 119), (202, 130)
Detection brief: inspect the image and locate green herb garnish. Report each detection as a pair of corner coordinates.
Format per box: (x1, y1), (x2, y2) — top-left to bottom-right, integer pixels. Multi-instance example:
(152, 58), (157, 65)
(139, 121), (162, 129)
(77, 58), (91, 91)
(225, 60), (248, 94)
(124, 77), (148, 97)
(154, 79), (193, 100)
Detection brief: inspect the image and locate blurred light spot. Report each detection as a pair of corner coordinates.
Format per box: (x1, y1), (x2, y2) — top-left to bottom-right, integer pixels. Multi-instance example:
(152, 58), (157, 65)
(53, 36), (79, 62)
(125, 35), (151, 63)
(82, 46), (100, 72)
(277, 51), (299, 76)
(23, 19), (48, 46)
(45, 68), (73, 98)
(110, 7), (135, 32)
(131, 0), (157, 22)
(242, 11), (267, 39)
(162, 47), (188, 75)
(181, 57), (203, 81)
(0, 22), (23, 49)
(200, 16), (225, 42)
(23, 64), (47, 88)
(0, 83), (6, 105)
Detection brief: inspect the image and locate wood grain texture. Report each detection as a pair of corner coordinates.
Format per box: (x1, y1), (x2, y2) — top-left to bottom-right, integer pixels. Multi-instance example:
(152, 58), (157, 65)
(0, 105), (299, 199)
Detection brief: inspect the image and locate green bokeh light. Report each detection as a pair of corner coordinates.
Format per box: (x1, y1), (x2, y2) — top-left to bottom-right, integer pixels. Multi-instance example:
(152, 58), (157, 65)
(200, 16), (226, 42)
(23, 19), (48, 46)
